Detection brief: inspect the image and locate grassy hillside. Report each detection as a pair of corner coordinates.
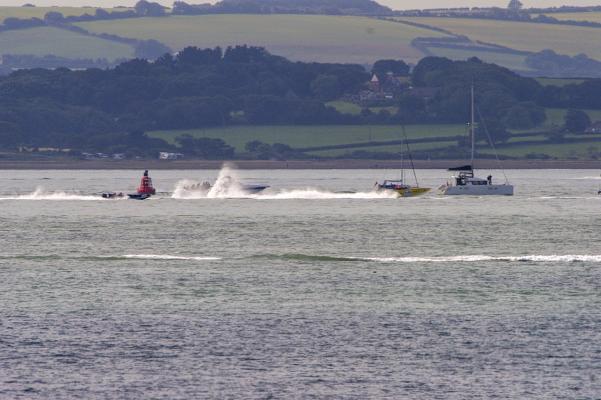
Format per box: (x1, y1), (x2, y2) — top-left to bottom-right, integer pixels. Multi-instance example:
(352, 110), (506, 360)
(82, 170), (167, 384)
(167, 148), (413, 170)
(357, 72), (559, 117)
(0, 6), (126, 23)
(536, 78), (587, 87)
(148, 124), (466, 151)
(76, 15), (450, 64)
(399, 17), (601, 61)
(495, 140), (601, 159)
(0, 26), (134, 60)
(542, 12), (601, 23)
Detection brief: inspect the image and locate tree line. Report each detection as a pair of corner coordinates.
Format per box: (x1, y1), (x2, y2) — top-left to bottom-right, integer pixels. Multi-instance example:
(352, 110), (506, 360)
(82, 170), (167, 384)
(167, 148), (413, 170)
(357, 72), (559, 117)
(0, 46), (599, 155)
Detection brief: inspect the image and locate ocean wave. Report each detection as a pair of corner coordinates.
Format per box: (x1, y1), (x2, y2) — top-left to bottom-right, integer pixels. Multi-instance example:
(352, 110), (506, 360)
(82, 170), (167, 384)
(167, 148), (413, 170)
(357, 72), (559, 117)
(268, 254), (601, 263)
(122, 254), (222, 261)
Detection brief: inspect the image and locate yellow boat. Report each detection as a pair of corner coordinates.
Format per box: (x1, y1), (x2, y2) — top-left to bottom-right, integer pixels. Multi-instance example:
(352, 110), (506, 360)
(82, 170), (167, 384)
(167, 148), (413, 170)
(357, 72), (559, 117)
(376, 180), (431, 197)
(374, 127), (431, 197)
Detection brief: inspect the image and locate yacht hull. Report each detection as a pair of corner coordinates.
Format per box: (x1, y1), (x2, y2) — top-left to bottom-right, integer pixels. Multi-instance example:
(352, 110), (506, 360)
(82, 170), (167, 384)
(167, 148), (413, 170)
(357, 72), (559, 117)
(440, 184), (513, 196)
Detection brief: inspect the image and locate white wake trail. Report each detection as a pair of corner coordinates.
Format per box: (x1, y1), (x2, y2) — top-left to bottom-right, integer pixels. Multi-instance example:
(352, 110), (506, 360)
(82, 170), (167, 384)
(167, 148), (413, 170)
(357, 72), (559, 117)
(172, 164), (397, 200)
(0, 187), (103, 201)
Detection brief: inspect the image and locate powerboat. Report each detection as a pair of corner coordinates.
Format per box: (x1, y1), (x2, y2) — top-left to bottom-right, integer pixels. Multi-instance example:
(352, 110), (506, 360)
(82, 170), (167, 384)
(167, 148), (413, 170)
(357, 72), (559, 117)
(376, 180), (431, 197)
(439, 85), (514, 196)
(128, 170), (156, 200)
(241, 184), (269, 194)
(375, 127), (431, 197)
(183, 176), (269, 195)
(101, 191), (124, 199)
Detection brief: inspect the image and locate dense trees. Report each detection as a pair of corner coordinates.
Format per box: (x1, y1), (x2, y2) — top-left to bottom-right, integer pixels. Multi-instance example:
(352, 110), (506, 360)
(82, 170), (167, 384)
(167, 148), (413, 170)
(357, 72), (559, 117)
(564, 109), (591, 133)
(0, 46), (367, 150)
(0, 48), (599, 156)
(372, 59), (410, 77)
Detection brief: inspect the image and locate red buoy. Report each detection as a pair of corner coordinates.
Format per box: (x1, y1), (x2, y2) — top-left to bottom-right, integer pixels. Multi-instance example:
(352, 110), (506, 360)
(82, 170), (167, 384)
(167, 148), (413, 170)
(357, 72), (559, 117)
(137, 170), (156, 195)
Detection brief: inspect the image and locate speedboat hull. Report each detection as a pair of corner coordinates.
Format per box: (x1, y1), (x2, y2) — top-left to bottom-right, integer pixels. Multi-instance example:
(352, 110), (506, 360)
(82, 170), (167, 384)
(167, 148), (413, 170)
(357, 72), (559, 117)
(242, 185), (269, 194)
(376, 181), (431, 197)
(128, 193), (151, 200)
(383, 186), (431, 197)
(440, 184), (514, 196)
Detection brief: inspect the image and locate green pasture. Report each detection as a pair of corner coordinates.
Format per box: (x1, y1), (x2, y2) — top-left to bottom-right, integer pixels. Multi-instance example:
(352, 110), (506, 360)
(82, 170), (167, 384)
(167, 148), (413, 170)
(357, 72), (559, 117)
(545, 109), (601, 127)
(148, 124), (466, 151)
(306, 140), (457, 157)
(541, 12), (601, 23)
(326, 101), (399, 115)
(424, 46), (531, 71)
(399, 17), (601, 60)
(495, 141), (601, 159)
(77, 14), (450, 63)
(0, 26), (134, 60)
(536, 78), (587, 87)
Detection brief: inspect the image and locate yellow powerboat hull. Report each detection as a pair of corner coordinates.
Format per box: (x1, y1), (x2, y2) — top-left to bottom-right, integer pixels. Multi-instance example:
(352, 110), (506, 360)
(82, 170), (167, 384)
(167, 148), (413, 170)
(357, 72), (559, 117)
(395, 187), (431, 197)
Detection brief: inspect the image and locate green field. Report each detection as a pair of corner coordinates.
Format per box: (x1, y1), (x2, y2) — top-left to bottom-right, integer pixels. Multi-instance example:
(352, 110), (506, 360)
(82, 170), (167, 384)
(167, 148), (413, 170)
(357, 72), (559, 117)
(307, 140), (458, 157)
(326, 101), (399, 115)
(496, 141), (601, 158)
(542, 12), (601, 23)
(0, 26), (134, 60)
(0, 6), (127, 23)
(536, 78), (587, 87)
(544, 109), (601, 127)
(423, 46), (531, 71)
(77, 15), (450, 64)
(399, 17), (601, 60)
(148, 124), (466, 151)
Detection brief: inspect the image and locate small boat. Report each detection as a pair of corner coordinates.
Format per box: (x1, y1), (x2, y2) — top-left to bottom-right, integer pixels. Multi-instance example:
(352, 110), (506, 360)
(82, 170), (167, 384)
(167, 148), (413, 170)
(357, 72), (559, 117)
(183, 176), (269, 195)
(101, 191), (124, 199)
(375, 127), (431, 197)
(376, 180), (431, 197)
(127, 170), (156, 200)
(439, 85), (514, 196)
(241, 184), (269, 194)
(127, 193), (151, 200)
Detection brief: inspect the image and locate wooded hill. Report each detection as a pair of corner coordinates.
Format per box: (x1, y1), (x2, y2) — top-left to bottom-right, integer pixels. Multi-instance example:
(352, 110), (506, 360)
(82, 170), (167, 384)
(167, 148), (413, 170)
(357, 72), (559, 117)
(1, 46), (600, 159)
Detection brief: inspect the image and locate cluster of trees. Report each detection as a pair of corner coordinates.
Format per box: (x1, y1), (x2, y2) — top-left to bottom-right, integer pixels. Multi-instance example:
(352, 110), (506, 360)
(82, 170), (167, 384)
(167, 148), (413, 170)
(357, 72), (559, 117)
(525, 50), (601, 79)
(402, 57), (548, 142)
(0, 46), (368, 151)
(0, 46), (600, 156)
(173, 0), (392, 16)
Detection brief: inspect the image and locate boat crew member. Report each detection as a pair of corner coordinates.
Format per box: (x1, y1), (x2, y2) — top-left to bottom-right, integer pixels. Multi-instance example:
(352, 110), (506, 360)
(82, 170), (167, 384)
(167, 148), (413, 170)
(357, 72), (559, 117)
(487, 175), (492, 185)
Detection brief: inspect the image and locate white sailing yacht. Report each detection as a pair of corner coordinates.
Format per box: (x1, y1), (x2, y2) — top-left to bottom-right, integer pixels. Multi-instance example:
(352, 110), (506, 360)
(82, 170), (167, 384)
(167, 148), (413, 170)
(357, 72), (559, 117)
(439, 85), (514, 196)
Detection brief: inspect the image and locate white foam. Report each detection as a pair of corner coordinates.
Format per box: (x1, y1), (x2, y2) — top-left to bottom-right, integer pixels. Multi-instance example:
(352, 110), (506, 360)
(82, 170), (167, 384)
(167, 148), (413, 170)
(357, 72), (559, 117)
(123, 254), (222, 261)
(250, 188), (397, 200)
(172, 164), (397, 200)
(355, 255), (601, 263)
(0, 187), (103, 201)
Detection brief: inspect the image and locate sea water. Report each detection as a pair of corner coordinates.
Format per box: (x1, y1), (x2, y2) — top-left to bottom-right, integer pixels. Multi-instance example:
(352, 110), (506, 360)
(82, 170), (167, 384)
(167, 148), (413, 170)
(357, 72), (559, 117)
(1, 169), (600, 399)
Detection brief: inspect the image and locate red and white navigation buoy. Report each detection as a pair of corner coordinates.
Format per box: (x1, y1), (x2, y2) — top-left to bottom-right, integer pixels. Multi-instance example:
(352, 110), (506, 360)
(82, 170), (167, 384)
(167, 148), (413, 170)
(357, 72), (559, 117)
(137, 170), (156, 195)
(128, 170), (156, 200)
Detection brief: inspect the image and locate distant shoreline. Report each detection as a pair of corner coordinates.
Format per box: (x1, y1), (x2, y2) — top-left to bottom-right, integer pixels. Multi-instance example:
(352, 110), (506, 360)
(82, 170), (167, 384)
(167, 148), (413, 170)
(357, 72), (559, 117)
(0, 159), (600, 170)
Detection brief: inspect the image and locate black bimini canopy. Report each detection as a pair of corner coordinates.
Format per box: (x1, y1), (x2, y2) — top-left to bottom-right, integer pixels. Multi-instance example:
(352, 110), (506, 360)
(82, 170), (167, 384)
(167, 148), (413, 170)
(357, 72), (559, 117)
(447, 165), (473, 171)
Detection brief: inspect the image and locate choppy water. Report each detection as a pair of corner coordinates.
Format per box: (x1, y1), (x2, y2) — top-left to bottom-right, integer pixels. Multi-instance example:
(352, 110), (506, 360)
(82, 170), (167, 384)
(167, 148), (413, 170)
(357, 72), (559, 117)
(1, 168), (601, 399)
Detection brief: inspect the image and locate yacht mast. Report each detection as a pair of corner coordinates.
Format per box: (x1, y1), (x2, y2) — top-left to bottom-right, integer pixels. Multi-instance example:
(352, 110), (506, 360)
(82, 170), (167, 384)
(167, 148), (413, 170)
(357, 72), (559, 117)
(470, 83), (475, 168)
